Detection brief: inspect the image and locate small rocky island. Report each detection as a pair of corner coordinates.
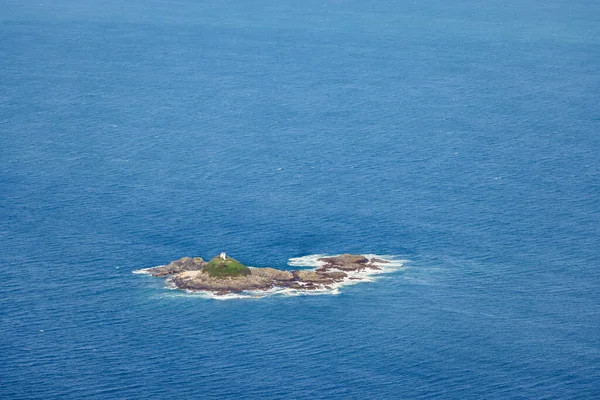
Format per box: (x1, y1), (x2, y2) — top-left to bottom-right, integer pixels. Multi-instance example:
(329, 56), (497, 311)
(139, 253), (388, 296)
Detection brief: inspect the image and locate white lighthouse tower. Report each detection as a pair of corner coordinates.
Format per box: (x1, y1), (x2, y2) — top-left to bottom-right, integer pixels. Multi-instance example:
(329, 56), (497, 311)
(220, 252), (227, 260)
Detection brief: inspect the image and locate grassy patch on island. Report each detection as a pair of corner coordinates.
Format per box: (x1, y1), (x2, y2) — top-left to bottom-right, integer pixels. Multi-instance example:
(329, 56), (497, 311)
(203, 256), (251, 278)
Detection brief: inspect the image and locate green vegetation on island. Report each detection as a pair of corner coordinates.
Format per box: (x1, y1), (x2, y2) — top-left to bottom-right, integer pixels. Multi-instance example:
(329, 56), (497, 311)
(203, 255), (251, 278)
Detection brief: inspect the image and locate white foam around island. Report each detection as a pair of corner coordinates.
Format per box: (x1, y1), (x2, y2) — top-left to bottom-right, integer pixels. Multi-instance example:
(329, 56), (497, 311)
(287, 254), (329, 268)
(177, 284), (342, 300)
(132, 267), (153, 275)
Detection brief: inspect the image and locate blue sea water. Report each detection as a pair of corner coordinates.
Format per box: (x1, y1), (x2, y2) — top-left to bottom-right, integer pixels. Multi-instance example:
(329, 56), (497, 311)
(1, 0), (599, 398)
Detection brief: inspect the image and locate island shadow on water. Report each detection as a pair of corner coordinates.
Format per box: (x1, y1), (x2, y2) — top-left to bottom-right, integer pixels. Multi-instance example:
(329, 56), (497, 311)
(133, 253), (405, 299)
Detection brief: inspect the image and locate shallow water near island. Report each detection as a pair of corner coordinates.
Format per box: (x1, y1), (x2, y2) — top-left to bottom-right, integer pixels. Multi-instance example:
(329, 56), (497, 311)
(2, 0), (600, 398)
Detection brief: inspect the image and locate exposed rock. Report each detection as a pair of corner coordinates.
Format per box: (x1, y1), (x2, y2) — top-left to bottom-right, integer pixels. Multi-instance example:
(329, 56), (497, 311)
(284, 282), (304, 290)
(370, 258), (390, 264)
(293, 270), (330, 282)
(172, 270), (273, 292)
(301, 283), (319, 290)
(317, 254), (382, 272)
(319, 254), (369, 266)
(320, 271), (348, 281)
(291, 270), (347, 285)
(147, 257), (206, 276)
(250, 267), (294, 281)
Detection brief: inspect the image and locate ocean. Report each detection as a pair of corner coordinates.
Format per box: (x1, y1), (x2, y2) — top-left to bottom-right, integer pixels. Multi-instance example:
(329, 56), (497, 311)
(1, 0), (599, 398)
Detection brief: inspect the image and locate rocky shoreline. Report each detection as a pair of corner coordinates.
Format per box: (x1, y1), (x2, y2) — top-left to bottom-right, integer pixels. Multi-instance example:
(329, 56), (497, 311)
(139, 254), (388, 296)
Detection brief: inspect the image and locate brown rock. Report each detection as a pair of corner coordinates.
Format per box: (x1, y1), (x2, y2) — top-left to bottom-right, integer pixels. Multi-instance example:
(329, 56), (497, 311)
(283, 282), (304, 290)
(319, 254), (369, 265)
(370, 258), (389, 264)
(317, 254), (372, 272)
(293, 270), (330, 282)
(320, 271), (348, 281)
(147, 257), (206, 276)
(249, 267), (294, 281)
(291, 270), (347, 285)
(171, 270), (273, 293)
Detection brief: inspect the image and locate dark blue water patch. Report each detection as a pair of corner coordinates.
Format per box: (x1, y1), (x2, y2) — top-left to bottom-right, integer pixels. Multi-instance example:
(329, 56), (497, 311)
(2, 0), (600, 398)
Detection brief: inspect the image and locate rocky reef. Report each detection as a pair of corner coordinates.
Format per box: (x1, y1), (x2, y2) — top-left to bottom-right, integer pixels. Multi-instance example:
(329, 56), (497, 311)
(139, 253), (388, 296)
